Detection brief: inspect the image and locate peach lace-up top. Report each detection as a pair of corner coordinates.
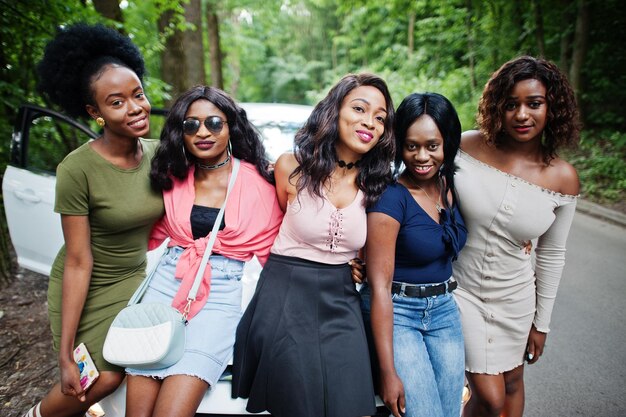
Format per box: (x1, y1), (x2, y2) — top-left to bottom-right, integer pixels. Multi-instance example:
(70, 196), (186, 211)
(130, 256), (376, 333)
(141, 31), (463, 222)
(271, 188), (366, 264)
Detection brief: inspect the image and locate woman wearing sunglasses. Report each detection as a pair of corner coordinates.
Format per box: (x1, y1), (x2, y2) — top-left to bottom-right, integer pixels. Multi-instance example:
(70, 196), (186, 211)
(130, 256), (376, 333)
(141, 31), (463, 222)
(124, 85), (284, 417)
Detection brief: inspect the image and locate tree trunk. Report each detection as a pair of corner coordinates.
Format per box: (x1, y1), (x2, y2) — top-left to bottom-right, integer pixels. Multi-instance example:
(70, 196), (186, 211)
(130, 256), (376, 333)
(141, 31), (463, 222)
(569, 0), (590, 118)
(159, 9), (187, 105)
(0, 195), (13, 288)
(512, 1), (526, 52)
(408, 11), (415, 58)
(228, 14), (240, 98)
(92, 0), (123, 23)
(532, 0), (546, 57)
(183, 0), (206, 87)
(558, 0), (576, 70)
(206, 4), (224, 90)
(559, 29), (573, 71)
(465, 0), (477, 91)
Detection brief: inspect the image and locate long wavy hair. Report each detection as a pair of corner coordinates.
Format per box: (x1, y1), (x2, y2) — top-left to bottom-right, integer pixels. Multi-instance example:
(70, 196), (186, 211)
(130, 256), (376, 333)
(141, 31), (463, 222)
(394, 92), (462, 212)
(150, 86), (271, 191)
(478, 56), (580, 164)
(292, 73), (395, 208)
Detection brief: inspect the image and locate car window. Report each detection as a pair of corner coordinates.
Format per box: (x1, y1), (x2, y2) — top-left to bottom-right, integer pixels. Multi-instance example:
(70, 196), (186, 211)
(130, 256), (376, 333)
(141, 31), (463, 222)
(16, 107), (167, 174)
(25, 115), (94, 173)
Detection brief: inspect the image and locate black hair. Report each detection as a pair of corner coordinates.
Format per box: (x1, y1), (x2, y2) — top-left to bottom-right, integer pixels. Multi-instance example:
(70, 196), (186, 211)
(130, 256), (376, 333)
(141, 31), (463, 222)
(292, 73), (395, 208)
(37, 23), (146, 118)
(395, 92), (463, 258)
(394, 92), (462, 211)
(150, 85), (272, 191)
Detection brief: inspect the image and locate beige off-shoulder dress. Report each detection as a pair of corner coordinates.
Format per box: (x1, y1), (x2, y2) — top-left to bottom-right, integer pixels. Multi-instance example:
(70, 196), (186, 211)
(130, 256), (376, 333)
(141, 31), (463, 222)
(453, 150), (577, 374)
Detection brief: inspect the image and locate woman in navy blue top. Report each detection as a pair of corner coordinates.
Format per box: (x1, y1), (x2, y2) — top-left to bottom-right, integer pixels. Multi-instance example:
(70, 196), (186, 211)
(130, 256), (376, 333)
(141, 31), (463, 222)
(361, 92), (467, 417)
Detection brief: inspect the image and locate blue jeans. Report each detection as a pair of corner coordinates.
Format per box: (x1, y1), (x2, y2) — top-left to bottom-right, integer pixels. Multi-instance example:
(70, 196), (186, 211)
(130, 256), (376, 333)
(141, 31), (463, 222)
(361, 284), (465, 417)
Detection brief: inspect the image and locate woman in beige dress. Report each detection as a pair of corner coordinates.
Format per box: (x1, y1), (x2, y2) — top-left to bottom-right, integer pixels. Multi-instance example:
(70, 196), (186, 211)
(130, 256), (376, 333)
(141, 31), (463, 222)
(453, 56), (581, 417)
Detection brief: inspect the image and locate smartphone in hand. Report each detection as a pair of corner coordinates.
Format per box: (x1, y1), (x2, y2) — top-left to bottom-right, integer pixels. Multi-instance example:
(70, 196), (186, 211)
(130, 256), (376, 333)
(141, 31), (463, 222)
(74, 343), (99, 391)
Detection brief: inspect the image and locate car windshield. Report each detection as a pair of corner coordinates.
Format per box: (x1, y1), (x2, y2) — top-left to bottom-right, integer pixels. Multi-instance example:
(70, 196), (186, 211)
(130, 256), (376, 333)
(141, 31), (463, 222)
(240, 103), (312, 162)
(253, 120), (302, 162)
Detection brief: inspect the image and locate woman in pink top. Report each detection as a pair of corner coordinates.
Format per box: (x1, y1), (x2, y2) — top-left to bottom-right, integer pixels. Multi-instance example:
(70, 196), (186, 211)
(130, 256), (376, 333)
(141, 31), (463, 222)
(232, 73), (396, 417)
(125, 86), (283, 417)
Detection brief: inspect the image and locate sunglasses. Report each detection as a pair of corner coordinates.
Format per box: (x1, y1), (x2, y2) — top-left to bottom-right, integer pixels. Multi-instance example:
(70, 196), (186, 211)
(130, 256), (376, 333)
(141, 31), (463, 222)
(182, 116), (227, 135)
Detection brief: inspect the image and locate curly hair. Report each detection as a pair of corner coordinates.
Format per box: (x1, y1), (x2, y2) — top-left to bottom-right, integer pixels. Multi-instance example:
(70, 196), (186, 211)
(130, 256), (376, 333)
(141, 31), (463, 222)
(477, 56), (580, 164)
(37, 23), (146, 119)
(150, 85), (272, 191)
(394, 92), (462, 212)
(292, 73), (395, 208)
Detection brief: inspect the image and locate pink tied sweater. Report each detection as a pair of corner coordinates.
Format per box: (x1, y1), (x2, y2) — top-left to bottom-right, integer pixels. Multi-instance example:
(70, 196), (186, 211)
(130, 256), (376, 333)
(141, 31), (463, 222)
(149, 160), (283, 319)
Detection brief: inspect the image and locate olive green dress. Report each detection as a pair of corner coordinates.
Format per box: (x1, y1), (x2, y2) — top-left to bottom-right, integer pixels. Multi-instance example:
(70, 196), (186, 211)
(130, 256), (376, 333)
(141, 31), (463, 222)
(48, 138), (164, 372)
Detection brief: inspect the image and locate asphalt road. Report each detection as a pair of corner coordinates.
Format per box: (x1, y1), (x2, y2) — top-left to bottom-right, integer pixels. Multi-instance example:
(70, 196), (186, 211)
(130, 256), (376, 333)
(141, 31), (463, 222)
(523, 211), (626, 416)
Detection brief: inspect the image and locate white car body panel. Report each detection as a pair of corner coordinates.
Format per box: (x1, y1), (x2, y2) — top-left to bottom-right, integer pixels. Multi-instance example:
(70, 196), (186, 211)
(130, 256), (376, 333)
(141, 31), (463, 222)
(3, 165), (63, 275)
(98, 378), (270, 416)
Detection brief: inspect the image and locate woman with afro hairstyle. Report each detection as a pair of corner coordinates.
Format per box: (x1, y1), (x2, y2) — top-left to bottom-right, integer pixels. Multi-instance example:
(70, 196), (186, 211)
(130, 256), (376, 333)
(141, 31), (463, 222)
(124, 86), (283, 417)
(453, 56), (581, 417)
(361, 92), (467, 417)
(23, 23), (164, 417)
(232, 73), (395, 417)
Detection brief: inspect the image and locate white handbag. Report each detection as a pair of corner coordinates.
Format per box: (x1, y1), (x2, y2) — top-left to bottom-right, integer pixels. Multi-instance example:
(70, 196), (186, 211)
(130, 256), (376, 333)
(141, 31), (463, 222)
(102, 159), (240, 369)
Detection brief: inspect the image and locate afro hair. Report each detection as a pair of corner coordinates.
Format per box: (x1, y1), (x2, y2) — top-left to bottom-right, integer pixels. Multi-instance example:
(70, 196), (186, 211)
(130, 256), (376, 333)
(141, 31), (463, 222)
(36, 23), (146, 119)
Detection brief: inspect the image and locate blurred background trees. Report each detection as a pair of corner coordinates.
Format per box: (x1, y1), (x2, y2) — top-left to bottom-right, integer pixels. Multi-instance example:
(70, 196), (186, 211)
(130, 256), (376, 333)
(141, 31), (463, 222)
(0, 0), (624, 282)
(4, 0), (624, 129)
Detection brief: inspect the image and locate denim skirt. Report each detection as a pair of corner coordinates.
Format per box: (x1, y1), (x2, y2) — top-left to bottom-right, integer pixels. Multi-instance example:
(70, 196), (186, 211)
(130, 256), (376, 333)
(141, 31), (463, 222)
(126, 246), (244, 386)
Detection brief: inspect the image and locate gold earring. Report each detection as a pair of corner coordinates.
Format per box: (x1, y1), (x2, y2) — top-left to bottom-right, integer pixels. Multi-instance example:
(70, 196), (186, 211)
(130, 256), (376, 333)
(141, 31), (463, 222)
(96, 117), (105, 127)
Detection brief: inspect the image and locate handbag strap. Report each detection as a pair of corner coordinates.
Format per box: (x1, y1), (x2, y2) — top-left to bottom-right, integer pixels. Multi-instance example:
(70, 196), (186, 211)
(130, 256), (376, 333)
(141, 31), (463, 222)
(184, 158), (240, 311)
(127, 158), (240, 310)
(127, 256), (160, 306)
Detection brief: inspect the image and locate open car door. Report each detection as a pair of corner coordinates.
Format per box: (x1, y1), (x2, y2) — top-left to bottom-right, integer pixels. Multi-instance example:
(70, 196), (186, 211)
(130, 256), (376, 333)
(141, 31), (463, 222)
(2, 104), (97, 274)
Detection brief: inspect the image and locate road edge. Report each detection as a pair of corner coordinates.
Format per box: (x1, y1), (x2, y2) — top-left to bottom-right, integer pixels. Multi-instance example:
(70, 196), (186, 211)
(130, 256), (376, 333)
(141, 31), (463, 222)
(576, 199), (626, 228)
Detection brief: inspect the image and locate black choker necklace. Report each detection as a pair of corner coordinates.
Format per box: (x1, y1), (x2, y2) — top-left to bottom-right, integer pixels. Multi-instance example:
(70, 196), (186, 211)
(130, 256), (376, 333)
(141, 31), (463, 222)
(337, 159), (361, 169)
(196, 154), (231, 170)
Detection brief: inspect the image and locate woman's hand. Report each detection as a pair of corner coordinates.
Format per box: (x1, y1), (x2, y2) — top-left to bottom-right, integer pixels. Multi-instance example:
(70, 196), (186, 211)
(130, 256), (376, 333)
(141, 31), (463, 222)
(59, 356), (86, 401)
(380, 369), (406, 417)
(348, 258), (366, 284)
(525, 324), (547, 364)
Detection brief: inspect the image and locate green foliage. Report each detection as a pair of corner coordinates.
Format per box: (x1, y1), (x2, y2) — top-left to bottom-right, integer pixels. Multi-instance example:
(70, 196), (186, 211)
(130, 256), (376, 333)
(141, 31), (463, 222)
(1, 0), (624, 209)
(0, 0), (98, 172)
(564, 130), (626, 203)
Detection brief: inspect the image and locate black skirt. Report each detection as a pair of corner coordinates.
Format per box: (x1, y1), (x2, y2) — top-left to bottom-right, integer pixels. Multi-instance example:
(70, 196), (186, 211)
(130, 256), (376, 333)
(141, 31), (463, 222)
(232, 253), (376, 417)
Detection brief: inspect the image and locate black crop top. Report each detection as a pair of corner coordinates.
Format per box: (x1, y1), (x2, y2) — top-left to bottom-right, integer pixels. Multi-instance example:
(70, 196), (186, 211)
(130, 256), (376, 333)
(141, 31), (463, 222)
(191, 205), (226, 239)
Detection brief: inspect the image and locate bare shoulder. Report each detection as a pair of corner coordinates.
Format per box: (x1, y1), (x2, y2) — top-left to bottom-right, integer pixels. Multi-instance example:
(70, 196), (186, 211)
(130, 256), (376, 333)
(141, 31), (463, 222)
(550, 158), (580, 195)
(274, 152), (299, 180)
(460, 130), (486, 155)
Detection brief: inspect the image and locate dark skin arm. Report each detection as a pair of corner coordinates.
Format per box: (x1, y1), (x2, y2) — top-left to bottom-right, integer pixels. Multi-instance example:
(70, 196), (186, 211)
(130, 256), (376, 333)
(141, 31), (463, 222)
(525, 325), (547, 364)
(350, 248), (366, 284)
(59, 215), (93, 402)
(366, 212), (405, 417)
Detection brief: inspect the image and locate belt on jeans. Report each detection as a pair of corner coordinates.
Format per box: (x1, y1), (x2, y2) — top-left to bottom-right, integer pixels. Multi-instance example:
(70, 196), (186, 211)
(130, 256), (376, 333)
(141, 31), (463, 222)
(391, 280), (457, 298)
